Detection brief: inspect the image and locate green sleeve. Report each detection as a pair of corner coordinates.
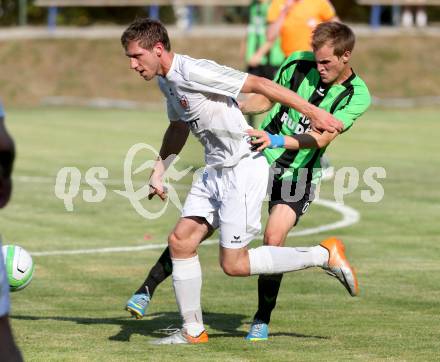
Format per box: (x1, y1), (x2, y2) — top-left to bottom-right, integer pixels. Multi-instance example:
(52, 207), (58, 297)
(334, 87), (371, 132)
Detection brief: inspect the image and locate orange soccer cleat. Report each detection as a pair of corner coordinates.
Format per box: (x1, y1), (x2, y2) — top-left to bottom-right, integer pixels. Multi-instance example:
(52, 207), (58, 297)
(320, 237), (359, 297)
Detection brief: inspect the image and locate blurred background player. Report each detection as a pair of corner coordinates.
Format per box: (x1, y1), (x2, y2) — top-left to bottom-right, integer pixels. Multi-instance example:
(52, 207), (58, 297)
(0, 101), (22, 361)
(267, 0), (340, 181)
(244, 0), (285, 126)
(267, 0), (339, 58)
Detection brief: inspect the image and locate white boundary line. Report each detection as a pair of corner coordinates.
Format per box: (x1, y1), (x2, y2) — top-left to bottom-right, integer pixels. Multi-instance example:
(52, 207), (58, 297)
(31, 199), (360, 257)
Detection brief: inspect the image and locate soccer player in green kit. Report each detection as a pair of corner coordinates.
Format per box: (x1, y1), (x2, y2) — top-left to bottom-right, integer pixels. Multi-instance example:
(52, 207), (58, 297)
(243, 21), (370, 340)
(125, 21), (369, 342)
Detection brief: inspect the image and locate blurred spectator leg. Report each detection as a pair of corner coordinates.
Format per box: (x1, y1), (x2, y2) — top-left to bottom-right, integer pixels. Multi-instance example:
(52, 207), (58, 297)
(370, 5), (382, 29)
(391, 5), (401, 26)
(415, 6), (427, 27)
(18, 0), (28, 26)
(174, 5), (192, 31)
(187, 6), (194, 28)
(402, 6), (414, 28)
(48, 6), (58, 33)
(149, 5), (160, 20)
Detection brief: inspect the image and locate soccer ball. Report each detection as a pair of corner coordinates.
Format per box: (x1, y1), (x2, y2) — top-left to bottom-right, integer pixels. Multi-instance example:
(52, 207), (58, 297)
(2, 245), (34, 292)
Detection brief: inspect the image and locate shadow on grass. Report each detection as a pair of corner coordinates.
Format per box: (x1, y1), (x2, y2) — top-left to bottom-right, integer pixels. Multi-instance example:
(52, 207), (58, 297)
(12, 311), (329, 341)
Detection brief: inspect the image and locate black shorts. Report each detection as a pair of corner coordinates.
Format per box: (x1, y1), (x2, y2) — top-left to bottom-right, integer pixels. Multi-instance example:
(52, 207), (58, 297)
(247, 64), (278, 80)
(268, 179), (316, 226)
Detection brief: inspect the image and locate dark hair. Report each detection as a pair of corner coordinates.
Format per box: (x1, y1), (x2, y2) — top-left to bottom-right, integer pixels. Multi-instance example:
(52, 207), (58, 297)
(121, 18), (171, 51)
(311, 22), (355, 57)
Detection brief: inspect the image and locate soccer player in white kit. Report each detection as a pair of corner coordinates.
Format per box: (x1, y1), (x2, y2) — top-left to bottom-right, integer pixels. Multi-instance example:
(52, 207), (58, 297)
(0, 101), (22, 361)
(121, 18), (356, 344)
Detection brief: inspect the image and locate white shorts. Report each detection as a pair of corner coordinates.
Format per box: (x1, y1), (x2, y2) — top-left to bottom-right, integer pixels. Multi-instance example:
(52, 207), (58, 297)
(0, 240), (10, 317)
(182, 153), (269, 249)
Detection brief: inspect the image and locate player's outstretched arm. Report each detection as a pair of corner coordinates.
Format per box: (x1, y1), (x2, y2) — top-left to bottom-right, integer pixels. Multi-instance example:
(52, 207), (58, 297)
(148, 120), (189, 201)
(241, 74), (343, 133)
(239, 93), (274, 115)
(247, 128), (339, 152)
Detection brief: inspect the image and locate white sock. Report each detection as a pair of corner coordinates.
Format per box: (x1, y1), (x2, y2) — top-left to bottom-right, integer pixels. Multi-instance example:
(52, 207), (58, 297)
(248, 245), (329, 275)
(172, 255), (204, 336)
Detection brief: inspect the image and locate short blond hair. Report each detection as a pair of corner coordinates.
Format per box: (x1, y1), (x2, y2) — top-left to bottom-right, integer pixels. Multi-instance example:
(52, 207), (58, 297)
(312, 22), (355, 57)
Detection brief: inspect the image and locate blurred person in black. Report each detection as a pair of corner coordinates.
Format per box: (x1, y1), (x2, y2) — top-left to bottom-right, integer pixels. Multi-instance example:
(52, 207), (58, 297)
(0, 100), (21, 361)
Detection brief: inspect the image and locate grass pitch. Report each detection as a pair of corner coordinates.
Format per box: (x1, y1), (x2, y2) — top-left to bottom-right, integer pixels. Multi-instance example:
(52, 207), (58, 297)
(3, 106), (440, 361)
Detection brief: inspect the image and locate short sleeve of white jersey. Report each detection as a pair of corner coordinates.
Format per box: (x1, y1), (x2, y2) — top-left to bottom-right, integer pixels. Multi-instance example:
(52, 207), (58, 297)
(181, 58), (248, 99)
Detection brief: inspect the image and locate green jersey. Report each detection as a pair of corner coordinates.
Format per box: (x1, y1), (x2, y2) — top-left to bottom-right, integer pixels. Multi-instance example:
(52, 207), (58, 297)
(260, 51), (371, 183)
(246, 1), (285, 67)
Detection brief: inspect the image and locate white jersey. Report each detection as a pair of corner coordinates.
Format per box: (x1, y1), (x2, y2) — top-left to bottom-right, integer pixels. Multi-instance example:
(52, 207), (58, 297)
(158, 54), (251, 168)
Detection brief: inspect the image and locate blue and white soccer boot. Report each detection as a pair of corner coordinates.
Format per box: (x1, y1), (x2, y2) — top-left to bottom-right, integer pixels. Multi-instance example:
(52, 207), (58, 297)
(246, 319), (269, 341)
(125, 292), (150, 320)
